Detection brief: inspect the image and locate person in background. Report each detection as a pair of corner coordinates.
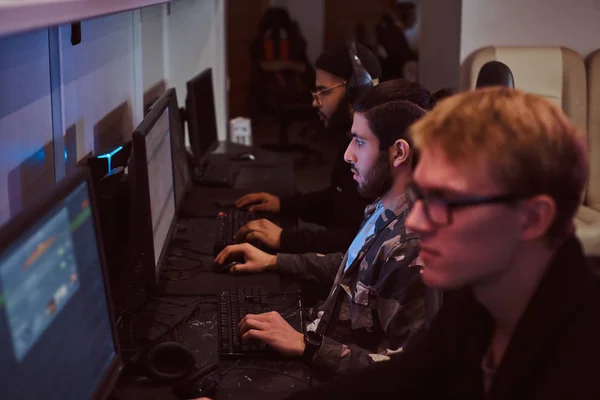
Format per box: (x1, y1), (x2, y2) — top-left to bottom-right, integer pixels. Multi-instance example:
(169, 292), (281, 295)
(217, 91), (432, 376)
(235, 76), (453, 255)
(284, 87), (600, 399)
(236, 43), (381, 255)
(376, 2), (418, 81)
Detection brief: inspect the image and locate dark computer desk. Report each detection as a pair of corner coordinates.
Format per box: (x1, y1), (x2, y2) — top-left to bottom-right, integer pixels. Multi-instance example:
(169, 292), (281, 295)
(113, 154), (323, 400)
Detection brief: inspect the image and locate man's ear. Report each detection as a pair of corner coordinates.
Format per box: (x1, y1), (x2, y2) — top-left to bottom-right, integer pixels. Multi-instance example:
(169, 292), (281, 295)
(519, 194), (557, 241)
(391, 139), (411, 168)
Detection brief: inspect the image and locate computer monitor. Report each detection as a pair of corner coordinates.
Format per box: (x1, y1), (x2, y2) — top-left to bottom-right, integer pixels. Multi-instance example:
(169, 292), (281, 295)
(0, 169), (121, 400)
(186, 68), (219, 166)
(130, 93), (176, 291)
(166, 88), (192, 212)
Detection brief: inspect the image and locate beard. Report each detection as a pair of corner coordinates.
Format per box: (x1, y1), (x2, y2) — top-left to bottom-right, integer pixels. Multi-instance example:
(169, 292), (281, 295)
(356, 151), (393, 200)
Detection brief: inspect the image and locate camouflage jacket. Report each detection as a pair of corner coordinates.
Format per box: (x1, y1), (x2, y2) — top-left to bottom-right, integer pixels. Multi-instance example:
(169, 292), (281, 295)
(276, 193), (427, 376)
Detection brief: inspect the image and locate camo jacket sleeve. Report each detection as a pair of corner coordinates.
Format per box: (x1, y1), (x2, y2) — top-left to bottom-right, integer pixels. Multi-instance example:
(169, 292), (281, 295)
(310, 215), (427, 375)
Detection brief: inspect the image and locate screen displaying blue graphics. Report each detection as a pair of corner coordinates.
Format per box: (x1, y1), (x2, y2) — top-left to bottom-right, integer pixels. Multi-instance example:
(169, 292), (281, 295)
(0, 181), (117, 400)
(0, 207), (80, 361)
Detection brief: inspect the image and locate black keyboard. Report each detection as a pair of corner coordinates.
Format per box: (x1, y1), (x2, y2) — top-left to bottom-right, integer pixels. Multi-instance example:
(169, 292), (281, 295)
(213, 209), (255, 255)
(195, 162), (240, 187)
(218, 287), (271, 358)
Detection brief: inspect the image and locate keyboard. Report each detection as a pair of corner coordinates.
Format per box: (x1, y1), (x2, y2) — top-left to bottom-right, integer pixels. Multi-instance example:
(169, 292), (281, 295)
(213, 209), (256, 255)
(218, 287), (271, 358)
(195, 161), (240, 187)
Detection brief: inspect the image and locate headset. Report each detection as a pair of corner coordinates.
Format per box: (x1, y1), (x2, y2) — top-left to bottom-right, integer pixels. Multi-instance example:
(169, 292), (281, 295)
(346, 40), (374, 102)
(126, 341), (220, 399)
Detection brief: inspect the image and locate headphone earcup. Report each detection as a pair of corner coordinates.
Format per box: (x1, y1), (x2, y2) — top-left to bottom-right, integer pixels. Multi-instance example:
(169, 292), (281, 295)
(346, 69), (373, 103)
(145, 342), (196, 383)
(346, 41), (374, 103)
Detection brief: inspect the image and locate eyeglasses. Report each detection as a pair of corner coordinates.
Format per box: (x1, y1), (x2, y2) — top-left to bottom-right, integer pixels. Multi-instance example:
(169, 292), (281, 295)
(406, 182), (526, 227)
(311, 82), (347, 104)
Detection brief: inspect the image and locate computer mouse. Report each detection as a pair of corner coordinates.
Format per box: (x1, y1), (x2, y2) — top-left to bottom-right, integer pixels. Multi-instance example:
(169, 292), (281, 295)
(213, 260), (240, 273)
(232, 152), (256, 161)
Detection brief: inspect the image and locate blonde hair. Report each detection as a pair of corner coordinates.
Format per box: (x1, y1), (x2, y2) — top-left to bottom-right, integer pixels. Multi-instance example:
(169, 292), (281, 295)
(409, 87), (588, 243)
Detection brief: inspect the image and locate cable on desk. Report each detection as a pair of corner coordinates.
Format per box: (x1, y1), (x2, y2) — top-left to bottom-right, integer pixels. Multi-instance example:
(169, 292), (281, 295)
(160, 268), (202, 281)
(160, 258), (206, 280)
(222, 366), (314, 388)
(302, 308), (313, 324)
(152, 296), (219, 311)
(120, 296), (219, 352)
(266, 292), (303, 297)
(170, 298), (219, 343)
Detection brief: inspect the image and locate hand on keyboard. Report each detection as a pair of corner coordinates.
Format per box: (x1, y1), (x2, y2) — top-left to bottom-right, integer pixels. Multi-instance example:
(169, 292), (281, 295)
(235, 192), (281, 213)
(238, 311), (305, 357)
(235, 219), (282, 249)
(214, 243), (277, 274)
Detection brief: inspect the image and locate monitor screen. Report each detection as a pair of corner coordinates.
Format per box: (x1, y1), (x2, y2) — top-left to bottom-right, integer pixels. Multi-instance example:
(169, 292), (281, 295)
(186, 68), (218, 165)
(144, 108), (175, 268)
(0, 177), (118, 399)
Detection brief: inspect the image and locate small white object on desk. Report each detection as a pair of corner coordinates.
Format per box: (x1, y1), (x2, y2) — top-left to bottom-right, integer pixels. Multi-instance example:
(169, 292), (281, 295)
(230, 117), (253, 146)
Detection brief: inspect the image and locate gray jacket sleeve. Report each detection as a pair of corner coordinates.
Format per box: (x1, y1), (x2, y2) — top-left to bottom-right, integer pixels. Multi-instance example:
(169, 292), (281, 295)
(276, 252), (344, 286)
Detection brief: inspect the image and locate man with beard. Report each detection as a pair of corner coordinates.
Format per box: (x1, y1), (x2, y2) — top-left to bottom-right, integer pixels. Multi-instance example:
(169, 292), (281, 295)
(215, 90), (431, 376)
(234, 43), (381, 255)
(281, 88), (600, 400)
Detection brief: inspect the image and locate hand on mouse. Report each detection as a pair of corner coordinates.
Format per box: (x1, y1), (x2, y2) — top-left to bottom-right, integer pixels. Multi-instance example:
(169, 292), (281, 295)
(239, 311), (305, 357)
(236, 219), (282, 249)
(214, 243), (277, 274)
(235, 192), (280, 213)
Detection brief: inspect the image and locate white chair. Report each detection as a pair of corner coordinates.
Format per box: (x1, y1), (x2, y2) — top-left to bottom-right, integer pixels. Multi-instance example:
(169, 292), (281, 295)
(463, 46), (600, 254)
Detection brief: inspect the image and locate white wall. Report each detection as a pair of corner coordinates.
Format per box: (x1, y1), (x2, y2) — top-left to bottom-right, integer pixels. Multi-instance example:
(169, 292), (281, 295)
(461, 0), (600, 62)
(0, 29), (53, 224)
(0, 13), (139, 227)
(165, 0), (227, 141)
(418, 0), (462, 91)
(60, 12), (137, 159)
(0, 0), (227, 228)
(141, 4), (166, 92)
(418, 0), (600, 92)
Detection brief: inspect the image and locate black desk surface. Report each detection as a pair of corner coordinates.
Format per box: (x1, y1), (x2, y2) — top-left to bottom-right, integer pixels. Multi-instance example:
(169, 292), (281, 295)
(113, 150), (322, 399)
(113, 292), (319, 400)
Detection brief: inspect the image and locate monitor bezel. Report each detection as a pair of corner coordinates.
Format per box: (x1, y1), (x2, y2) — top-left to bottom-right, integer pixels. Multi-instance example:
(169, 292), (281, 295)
(130, 92), (178, 293)
(165, 88), (193, 213)
(185, 67), (219, 167)
(0, 167), (123, 400)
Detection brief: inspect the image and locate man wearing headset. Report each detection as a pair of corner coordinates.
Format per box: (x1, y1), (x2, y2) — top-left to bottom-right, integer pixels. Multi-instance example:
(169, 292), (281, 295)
(234, 43), (381, 255)
(216, 85), (432, 376)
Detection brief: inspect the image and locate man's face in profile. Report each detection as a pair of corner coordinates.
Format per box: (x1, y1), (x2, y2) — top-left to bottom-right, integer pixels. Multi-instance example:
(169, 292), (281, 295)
(312, 69), (347, 127)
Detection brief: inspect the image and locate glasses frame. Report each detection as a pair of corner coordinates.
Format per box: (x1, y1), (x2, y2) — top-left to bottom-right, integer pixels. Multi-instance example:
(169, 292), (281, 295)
(311, 81), (347, 105)
(406, 182), (526, 227)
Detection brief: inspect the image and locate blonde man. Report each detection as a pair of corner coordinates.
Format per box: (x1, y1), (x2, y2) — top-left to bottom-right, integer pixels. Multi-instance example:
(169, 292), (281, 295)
(285, 87), (600, 399)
